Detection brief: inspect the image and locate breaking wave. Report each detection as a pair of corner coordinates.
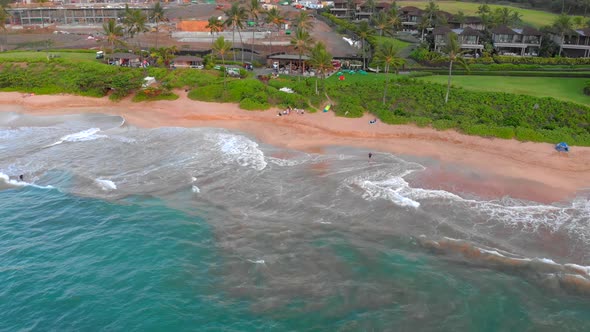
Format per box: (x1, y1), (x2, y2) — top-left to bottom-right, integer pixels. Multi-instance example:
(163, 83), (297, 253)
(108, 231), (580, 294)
(47, 128), (107, 147)
(209, 133), (267, 171)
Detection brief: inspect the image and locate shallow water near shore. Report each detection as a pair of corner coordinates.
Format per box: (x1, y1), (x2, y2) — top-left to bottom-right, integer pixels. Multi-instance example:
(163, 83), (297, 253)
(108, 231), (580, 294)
(2, 112), (590, 330)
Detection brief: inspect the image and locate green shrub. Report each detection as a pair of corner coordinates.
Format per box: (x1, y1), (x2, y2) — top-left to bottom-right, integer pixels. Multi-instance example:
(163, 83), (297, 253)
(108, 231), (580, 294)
(239, 98), (270, 110)
(584, 81), (590, 96)
(132, 87), (179, 102)
(188, 84), (224, 102)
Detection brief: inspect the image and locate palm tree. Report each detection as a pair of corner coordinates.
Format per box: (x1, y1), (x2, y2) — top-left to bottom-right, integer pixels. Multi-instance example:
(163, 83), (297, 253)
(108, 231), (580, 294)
(355, 21), (374, 70)
(102, 19), (125, 55)
(372, 11), (388, 36)
(424, 0), (439, 25)
(553, 14), (573, 56)
(308, 42), (333, 95)
(212, 36), (232, 90)
(293, 11), (314, 31)
(124, 8), (148, 53)
(364, 0), (376, 15)
(386, 7), (401, 36)
(247, 0), (263, 62)
(374, 41), (405, 104)
(206, 16), (224, 45)
(0, 7), (10, 52)
(150, 2), (166, 49)
(454, 11), (466, 25)
(443, 33), (468, 104)
(290, 27), (314, 80)
(151, 45), (177, 68)
(224, 2), (247, 63)
(265, 7), (284, 55)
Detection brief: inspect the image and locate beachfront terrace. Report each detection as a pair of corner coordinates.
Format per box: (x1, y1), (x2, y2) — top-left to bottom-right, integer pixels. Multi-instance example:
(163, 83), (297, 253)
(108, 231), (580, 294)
(433, 26), (484, 54)
(492, 26), (542, 56)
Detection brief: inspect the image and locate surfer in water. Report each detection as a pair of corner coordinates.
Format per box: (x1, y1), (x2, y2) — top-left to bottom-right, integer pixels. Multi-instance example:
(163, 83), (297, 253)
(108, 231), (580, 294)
(19, 175), (24, 181)
(368, 152), (373, 161)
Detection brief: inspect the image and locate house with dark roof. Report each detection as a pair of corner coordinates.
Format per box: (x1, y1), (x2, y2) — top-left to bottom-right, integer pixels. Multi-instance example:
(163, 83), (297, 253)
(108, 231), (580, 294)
(492, 26), (542, 56)
(329, 0), (354, 19)
(449, 16), (485, 31)
(399, 6), (423, 31)
(171, 55), (204, 69)
(552, 28), (590, 58)
(355, 1), (391, 20)
(433, 26), (484, 54)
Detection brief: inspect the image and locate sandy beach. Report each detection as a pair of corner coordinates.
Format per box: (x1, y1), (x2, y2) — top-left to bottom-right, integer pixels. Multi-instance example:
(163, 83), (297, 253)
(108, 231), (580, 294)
(1, 90), (589, 203)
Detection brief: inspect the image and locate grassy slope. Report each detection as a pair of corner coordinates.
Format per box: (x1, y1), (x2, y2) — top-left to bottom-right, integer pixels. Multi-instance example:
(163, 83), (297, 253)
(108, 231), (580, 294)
(418, 75), (590, 105)
(396, 0), (557, 27)
(0, 51), (96, 61)
(373, 36), (412, 50)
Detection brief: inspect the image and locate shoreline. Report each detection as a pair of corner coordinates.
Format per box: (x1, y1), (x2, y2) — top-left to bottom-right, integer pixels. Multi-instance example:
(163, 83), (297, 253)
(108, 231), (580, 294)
(1, 91), (589, 204)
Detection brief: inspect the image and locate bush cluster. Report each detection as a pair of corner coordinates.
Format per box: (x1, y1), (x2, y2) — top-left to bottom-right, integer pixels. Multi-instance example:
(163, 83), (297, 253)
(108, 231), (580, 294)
(584, 81), (590, 96)
(324, 76), (590, 145)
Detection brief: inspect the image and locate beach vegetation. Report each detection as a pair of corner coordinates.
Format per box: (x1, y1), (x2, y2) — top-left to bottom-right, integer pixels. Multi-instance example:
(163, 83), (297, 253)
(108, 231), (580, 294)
(247, 0), (263, 63)
(265, 7), (285, 55)
(584, 81), (590, 96)
(290, 27), (314, 80)
(307, 42), (334, 96)
(132, 86), (178, 102)
(211, 36), (232, 90)
(102, 19), (125, 56)
(373, 40), (405, 104)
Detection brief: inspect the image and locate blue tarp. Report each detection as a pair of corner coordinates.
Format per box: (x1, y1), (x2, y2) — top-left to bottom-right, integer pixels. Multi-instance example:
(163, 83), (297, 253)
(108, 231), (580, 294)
(555, 142), (569, 152)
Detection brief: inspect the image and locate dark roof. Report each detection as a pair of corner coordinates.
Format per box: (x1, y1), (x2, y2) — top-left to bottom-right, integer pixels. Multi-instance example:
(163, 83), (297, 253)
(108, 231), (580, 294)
(108, 53), (139, 59)
(173, 55), (203, 62)
(399, 6), (423, 15)
(521, 26), (542, 36)
(437, 10), (454, 19)
(459, 26), (480, 36)
(432, 26), (452, 35)
(268, 54), (311, 61)
(491, 25), (517, 35)
(375, 2), (391, 9)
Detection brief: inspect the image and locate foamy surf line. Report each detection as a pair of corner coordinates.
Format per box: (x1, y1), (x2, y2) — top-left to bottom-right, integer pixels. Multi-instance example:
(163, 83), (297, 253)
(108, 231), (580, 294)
(45, 128), (106, 147)
(0, 172), (53, 190)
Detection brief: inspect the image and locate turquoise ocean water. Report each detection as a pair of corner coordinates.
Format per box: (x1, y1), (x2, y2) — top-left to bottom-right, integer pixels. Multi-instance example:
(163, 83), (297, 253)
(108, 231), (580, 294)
(2, 111), (590, 331)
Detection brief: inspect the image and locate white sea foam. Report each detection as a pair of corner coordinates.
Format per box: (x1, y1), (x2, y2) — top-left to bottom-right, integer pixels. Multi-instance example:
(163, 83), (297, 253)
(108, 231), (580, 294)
(211, 133), (267, 171)
(95, 179), (117, 191)
(267, 156), (310, 167)
(47, 128), (106, 147)
(248, 259), (266, 264)
(565, 264), (590, 276)
(0, 172), (53, 189)
(192, 185), (200, 193)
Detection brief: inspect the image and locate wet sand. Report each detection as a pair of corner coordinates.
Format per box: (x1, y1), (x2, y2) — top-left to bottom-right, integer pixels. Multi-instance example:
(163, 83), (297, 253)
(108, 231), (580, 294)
(1, 90), (589, 204)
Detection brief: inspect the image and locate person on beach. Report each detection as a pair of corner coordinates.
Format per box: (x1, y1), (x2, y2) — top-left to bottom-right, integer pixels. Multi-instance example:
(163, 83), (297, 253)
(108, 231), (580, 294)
(368, 153), (373, 161)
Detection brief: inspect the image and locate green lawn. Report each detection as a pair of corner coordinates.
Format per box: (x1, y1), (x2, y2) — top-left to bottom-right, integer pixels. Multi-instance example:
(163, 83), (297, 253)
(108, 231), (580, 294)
(397, 0), (560, 27)
(418, 75), (590, 105)
(372, 36), (412, 50)
(0, 51), (97, 61)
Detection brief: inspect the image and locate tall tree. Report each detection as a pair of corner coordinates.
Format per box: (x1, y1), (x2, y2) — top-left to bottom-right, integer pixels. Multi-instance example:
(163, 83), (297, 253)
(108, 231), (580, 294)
(290, 27), (314, 80)
(150, 2), (165, 49)
(151, 45), (177, 68)
(386, 7), (401, 36)
(454, 10), (466, 25)
(224, 3), (247, 63)
(102, 19), (125, 56)
(308, 42), (333, 95)
(553, 13), (573, 56)
(374, 41), (404, 105)
(364, 0), (376, 15)
(355, 21), (374, 69)
(206, 16), (223, 45)
(372, 11), (388, 36)
(293, 11), (314, 31)
(124, 8), (148, 53)
(265, 7), (284, 55)
(212, 36), (232, 90)
(0, 7), (9, 52)
(442, 33), (468, 104)
(247, 0), (263, 63)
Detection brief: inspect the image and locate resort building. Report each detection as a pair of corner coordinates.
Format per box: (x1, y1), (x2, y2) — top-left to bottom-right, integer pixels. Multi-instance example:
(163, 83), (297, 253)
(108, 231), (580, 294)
(492, 26), (542, 56)
(433, 26), (484, 54)
(399, 6), (423, 31)
(7, 4), (152, 25)
(355, 2), (391, 21)
(171, 55), (204, 69)
(448, 16), (485, 31)
(552, 28), (590, 58)
(329, 0), (356, 19)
